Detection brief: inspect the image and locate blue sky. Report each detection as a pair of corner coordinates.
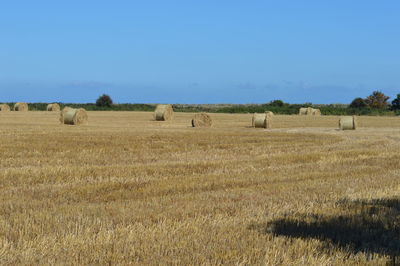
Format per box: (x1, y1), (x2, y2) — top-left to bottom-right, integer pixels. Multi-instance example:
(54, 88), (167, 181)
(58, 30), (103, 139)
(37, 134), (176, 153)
(1, 1), (400, 104)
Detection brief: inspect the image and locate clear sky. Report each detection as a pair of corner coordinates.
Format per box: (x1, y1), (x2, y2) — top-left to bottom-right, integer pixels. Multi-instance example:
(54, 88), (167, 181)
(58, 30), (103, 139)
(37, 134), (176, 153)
(1, 1), (400, 104)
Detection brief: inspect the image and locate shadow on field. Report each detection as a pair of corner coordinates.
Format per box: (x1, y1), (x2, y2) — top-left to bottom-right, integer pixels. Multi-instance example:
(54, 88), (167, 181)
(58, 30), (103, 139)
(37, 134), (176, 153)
(250, 198), (400, 265)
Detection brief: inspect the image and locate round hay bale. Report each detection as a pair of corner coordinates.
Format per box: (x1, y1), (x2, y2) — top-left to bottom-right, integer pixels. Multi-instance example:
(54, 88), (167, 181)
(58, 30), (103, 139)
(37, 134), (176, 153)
(14, 102), (28, 111)
(252, 113), (263, 127)
(0, 104), (10, 111)
(192, 113), (212, 128)
(265, 114), (272, 129)
(154, 104), (173, 121)
(339, 116), (357, 130)
(265, 111), (274, 117)
(312, 108), (321, 116)
(299, 107), (320, 116)
(252, 113), (272, 129)
(60, 107), (88, 125)
(47, 103), (60, 111)
(299, 108), (308, 115)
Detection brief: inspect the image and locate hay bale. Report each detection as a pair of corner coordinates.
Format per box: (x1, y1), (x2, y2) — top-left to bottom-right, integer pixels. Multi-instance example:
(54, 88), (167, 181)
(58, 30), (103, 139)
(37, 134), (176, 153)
(0, 104), (10, 111)
(252, 113), (262, 127)
(154, 104), (173, 121)
(299, 107), (321, 116)
(265, 114), (272, 129)
(14, 102), (28, 111)
(339, 116), (357, 130)
(252, 113), (272, 129)
(60, 107), (88, 125)
(312, 108), (321, 116)
(192, 113), (212, 128)
(299, 108), (308, 115)
(265, 111), (274, 117)
(47, 103), (60, 111)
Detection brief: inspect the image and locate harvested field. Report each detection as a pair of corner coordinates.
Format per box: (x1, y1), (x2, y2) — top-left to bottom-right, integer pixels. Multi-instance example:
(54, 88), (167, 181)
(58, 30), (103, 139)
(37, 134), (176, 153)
(0, 111), (399, 265)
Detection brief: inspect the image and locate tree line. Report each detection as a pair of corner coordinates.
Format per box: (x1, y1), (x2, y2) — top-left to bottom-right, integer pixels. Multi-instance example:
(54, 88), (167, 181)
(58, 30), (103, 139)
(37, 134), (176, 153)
(3, 92), (400, 116)
(349, 91), (400, 110)
(91, 92), (400, 115)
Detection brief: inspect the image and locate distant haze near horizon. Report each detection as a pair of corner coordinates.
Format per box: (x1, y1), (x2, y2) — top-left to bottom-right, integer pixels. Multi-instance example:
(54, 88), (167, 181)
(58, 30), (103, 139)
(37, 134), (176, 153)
(1, 1), (400, 104)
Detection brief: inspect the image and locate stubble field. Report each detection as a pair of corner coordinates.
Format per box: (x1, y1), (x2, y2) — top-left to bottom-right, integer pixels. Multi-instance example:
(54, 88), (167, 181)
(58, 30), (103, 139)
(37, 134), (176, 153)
(0, 111), (399, 265)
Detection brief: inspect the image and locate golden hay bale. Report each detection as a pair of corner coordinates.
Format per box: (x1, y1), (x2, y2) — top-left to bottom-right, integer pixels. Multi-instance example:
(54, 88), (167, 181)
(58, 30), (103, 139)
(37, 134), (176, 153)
(154, 104), (173, 121)
(14, 102), (28, 111)
(47, 103), (60, 111)
(299, 107), (308, 115)
(252, 113), (272, 129)
(60, 107), (88, 125)
(311, 108), (321, 116)
(339, 116), (357, 130)
(192, 113), (212, 128)
(299, 107), (321, 116)
(265, 111), (274, 117)
(265, 114), (273, 129)
(0, 104), (10, 111)
(252, 113), (261, 127)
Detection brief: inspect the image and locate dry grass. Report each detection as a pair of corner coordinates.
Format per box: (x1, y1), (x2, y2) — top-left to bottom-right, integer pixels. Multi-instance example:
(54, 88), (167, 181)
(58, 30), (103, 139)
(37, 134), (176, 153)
(0, 111), (399, 265)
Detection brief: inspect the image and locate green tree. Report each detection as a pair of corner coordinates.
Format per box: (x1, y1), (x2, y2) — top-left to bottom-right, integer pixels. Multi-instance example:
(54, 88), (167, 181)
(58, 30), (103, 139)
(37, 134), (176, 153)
(365, 91), (390, 109)
(349, 97), (367, 108)
(391, 94), (400, 110)
(96, 94), (113, 107)
(269, 100), (284, 107)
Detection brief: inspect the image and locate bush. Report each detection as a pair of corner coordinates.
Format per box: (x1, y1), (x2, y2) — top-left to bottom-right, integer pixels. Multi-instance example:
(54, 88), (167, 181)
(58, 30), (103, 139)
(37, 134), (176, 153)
(349, 98), (367, 109)
(96, 94), (113, 107)
(391, 94), (400, 111)
(269, 100), (285, 107)
(365, 91), (390, 109)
